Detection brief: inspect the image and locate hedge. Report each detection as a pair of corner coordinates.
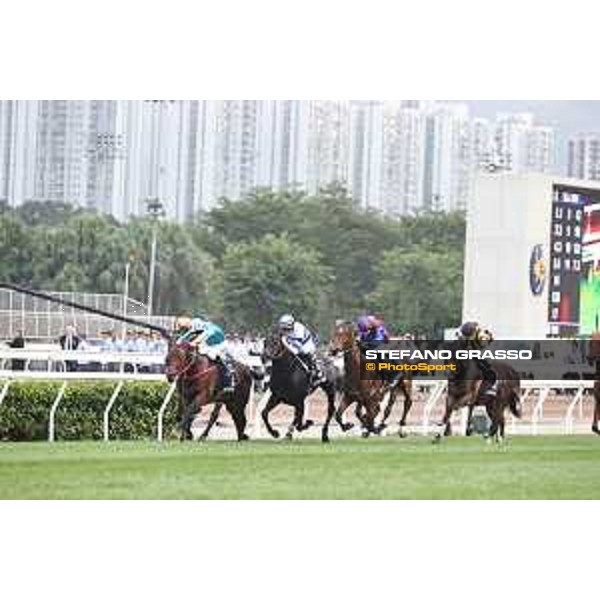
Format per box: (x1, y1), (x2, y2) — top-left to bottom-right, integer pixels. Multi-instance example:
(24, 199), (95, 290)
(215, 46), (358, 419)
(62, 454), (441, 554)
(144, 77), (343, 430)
(0, 381), (181, 441)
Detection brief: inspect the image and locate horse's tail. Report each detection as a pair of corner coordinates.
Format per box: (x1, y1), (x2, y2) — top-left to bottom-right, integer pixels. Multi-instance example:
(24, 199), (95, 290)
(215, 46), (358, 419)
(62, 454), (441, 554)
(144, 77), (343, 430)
(508, 388), (522, 419)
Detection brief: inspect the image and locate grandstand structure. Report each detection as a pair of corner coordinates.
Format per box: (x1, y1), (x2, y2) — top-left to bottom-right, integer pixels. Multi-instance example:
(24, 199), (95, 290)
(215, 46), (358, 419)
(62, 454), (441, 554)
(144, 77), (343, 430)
(0, 288), (175, 341)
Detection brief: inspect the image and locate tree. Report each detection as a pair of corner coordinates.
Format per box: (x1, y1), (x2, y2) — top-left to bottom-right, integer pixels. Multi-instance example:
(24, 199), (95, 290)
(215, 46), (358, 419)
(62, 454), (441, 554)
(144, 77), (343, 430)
(14, 200), (93, 227)
(220, 234), (332, 333)
(367, 249), (463, 337)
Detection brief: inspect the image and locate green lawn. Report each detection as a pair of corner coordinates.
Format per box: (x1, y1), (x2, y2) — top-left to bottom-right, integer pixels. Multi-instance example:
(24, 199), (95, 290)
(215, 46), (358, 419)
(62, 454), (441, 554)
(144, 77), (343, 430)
(0, 435), (599, 499)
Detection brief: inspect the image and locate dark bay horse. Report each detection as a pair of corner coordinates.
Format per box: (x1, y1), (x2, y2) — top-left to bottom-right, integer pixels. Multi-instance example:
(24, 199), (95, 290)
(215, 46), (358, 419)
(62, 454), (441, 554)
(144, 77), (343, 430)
(438, 356), (522, 443)
(165, 341), (254, 441)
(261, 328), (338, 442)
(329, 322), (412, 437)
(587, 335), (600, 436)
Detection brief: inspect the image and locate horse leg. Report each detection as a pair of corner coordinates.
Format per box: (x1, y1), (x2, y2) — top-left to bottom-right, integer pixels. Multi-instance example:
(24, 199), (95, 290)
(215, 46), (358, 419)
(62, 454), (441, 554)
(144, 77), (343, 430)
(227, 398), (249, 442)
(261, 395), (282, 439)
(397, 381), (413, 438)
(465, 404), (475, 437)
(321, 384), (336, 444)
(286, 402), (304, 440)
(334, 394), (355, 432)
(198, 402), (223, 441)
(434, 400), (453, 443)
(377, 388), (396, 434)
(593, 394), (600, 435)
(485, 403), (499, 443)
(361, 398), (380, 438)
(180, 401), (198, 441)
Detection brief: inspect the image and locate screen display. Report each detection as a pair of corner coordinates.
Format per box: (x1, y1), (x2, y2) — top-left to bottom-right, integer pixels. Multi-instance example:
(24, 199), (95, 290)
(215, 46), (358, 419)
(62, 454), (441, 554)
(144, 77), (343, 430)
(549, 185), (600, 336)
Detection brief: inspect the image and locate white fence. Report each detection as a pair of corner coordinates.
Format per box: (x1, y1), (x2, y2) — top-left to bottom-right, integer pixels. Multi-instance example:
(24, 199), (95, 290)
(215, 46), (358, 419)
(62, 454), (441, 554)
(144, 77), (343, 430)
(0, 348), (166, 373)
(420, 379), (595, 436)
(0, 353), (596, 441)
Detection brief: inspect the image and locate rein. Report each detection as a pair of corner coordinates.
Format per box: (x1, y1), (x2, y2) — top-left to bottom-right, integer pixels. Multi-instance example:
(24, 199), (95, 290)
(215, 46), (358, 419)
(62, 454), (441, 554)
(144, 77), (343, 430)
(172, 351), (217, 380)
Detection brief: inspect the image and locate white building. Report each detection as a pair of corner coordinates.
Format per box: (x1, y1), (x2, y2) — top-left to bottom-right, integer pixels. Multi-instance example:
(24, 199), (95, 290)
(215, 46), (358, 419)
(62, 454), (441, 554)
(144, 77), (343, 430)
(381, 102), (427, 216)
(422, 103), (472, 212)
(348, 101), (383, 210)
(493, 113), (555, 174)
(305, 101), (350, 195)
(567, 133), (600, 181)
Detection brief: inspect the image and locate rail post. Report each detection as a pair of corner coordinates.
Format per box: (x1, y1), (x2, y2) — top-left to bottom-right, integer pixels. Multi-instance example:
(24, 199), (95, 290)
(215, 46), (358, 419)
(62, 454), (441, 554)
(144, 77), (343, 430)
(48, 381), (68, 442)
(422, 381), (446, 435)
(0, 380), (12, 409)
(564, 383), (585, 434)
(157, 380), (178, 442)
(531, 386), (550, 435)
(103, 381), (125, 441)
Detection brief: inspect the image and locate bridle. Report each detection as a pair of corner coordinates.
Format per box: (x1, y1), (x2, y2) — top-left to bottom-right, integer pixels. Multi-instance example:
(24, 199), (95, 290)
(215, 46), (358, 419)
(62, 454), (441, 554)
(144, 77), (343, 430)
(168, 346), (217, 380)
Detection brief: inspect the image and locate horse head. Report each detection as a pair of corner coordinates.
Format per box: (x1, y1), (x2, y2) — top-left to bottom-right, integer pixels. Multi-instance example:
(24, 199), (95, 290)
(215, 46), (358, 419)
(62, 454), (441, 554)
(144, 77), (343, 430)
(329, 321), (356, 355)
(263, 327), (286, 361)
(165, 340), (197, 382)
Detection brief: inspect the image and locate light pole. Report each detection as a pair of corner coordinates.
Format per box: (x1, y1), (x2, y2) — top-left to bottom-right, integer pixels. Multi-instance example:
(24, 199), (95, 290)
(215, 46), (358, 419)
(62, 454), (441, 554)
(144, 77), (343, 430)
(146, 198), (165, 316)
(121, 260), (131, 341)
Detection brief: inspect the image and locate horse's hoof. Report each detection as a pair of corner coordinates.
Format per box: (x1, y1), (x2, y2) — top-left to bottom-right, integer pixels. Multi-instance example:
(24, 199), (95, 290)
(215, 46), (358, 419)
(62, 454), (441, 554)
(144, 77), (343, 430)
(361, 431), (370, 439)
(198, 435), (208, 443)
(321, 436), (330, 444)
(341, 423), (354, 432)
(271, 430), (280, 439)
(285, 433), (293, 441)
(432, 434), (442, 444)
(398, 430), (408, 439)
(239, 434), (250, 442)
(593, 425), (600, 436)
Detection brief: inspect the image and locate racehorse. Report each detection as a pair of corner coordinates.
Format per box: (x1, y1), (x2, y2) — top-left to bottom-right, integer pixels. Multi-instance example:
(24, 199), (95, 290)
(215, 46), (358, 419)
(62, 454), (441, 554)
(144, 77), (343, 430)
(329, 322), (412, 437)
(261, 327), (338, 443)
(437, 353), (522, 443)
(587, 334), (600, 436)
(165, 340), (254, 441)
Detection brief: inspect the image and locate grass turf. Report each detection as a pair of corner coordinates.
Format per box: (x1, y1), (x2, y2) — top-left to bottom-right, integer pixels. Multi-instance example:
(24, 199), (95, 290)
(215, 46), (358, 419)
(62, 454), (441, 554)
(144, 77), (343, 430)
(0, 435), (599, 499)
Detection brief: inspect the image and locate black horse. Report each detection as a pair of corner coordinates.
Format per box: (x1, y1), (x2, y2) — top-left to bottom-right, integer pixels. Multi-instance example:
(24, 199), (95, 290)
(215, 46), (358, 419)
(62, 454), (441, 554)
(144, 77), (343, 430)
(261, 328), (338, 443)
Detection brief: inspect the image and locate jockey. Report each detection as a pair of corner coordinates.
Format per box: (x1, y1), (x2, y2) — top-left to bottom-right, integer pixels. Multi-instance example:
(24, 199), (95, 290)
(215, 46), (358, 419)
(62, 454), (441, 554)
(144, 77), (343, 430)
(174, 315), (235, 392)
(357, 314), (389, 350)
(458, 321), (497, 398)
(278, 314), (325, 386)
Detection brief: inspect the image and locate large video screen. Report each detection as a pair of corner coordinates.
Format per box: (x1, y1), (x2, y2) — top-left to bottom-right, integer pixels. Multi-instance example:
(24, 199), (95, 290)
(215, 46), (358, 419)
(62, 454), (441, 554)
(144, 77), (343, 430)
(548, 185), (600, 336)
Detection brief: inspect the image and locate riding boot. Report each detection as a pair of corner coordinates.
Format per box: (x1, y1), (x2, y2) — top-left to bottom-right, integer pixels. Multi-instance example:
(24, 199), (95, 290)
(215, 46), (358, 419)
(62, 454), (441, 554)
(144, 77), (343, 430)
(219, 355), (235, 392)
(302, 354), (326, 386)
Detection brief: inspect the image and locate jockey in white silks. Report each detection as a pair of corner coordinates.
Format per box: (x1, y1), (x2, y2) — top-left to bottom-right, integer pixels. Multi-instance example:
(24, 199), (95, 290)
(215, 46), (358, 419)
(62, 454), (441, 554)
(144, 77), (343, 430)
(278, 314), (325, 386)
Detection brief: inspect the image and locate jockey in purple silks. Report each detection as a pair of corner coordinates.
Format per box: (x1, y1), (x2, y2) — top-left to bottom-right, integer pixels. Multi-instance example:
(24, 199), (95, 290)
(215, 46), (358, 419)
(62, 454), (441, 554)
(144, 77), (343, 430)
(357, 315), (389, 349)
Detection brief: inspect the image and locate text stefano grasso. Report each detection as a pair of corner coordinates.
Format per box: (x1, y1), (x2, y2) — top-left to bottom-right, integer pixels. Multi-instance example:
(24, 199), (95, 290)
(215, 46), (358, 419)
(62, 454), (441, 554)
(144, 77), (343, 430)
(364, 349), (533, 361)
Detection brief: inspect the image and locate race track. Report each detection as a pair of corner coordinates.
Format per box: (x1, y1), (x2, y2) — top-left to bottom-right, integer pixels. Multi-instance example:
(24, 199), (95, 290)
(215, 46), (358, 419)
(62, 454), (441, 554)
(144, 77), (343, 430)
(1, 436), (599, 499)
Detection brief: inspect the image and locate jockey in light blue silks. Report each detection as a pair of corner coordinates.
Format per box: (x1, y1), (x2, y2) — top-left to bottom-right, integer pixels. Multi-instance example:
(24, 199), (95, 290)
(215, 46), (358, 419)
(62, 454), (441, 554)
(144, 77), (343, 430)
(278, 314), (325, 386)
(175, 315), (235, 391)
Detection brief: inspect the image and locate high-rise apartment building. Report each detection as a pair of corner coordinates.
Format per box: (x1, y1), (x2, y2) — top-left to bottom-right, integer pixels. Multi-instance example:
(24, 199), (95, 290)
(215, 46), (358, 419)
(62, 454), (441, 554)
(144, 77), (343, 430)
(0, 100), (559, 221)
(567, 133), (600, 181)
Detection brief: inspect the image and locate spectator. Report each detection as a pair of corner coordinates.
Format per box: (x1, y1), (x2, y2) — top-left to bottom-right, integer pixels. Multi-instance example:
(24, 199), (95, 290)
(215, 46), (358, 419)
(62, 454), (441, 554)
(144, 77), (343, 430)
(59, 325), (81, 372)
(7, 331), (26, 371)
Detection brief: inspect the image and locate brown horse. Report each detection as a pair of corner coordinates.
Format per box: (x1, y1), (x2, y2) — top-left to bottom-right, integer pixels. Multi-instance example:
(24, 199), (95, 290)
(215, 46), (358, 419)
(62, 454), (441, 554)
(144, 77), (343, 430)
(438, 355), (522, 443)
(329, 322), (412, 437)
(165, 341), (253, 441)
(587, 335), (600, 436)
